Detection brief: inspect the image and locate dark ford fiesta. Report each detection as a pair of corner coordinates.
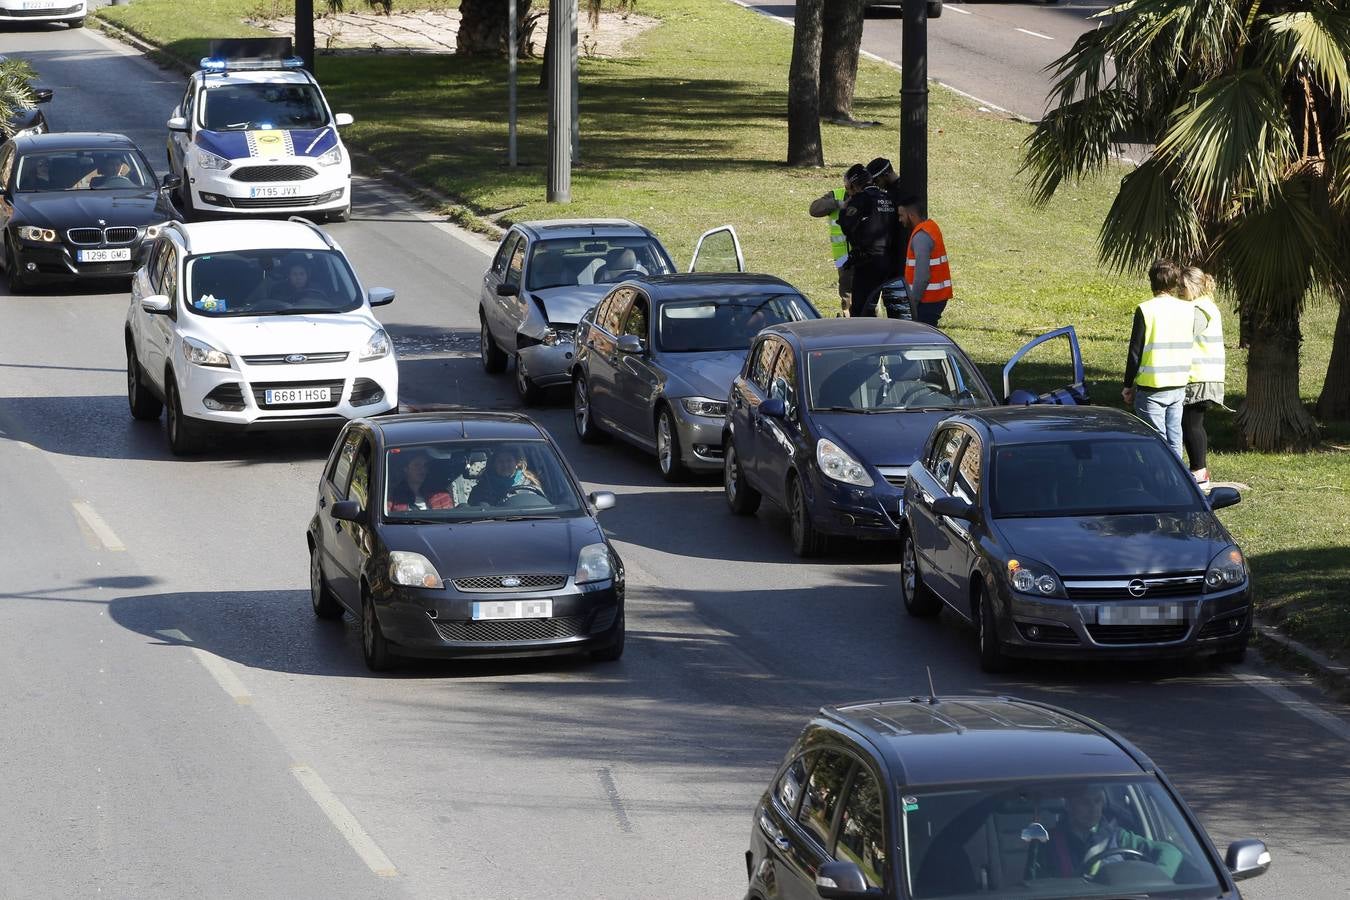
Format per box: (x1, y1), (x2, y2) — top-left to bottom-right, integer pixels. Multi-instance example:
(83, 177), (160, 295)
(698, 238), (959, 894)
(307, 412), (625, 671)
(0, 132), (178, 293)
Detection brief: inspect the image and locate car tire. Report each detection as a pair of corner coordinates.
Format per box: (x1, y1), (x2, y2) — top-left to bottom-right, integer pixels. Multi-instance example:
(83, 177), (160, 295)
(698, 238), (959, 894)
(655, 406), (689, 483)
(480, 315), (508, 373)
(5, 237), (28, 295)
(309, 542), (344, 620)
(789, 475), (826, 558)
(178, 181), (200, 223)
(70, 17), (85, 27)
(590, 610), (625, 662)
(901, 529), (941, 617)
(724, 439), (761, 515)
(514, 354), (543, 405)
(573, 376), (605, 443)
(126, 343), (163, 421)
(976, 584), (1011, 673)
(165, 377), (206, 456)
(362, 589), (396, 672)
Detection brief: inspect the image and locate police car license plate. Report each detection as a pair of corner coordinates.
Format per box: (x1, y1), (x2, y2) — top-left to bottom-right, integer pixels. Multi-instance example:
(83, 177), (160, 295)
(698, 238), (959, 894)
(77, 248), (132, 263)
(265, 387), (330, 405)
(472, 599), (552, 621)
(249, 186), (300, 199)
(24, 1), (62, 8)
(1097, 604), (1183, 626)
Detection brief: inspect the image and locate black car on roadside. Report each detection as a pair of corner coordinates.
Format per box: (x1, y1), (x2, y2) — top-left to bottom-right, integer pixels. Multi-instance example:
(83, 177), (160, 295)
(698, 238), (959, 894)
(901, 406), (1250, 671)
(307, 412), (625, 671)
(0, 132), (179, 293)
(745, 695), (1271, 900)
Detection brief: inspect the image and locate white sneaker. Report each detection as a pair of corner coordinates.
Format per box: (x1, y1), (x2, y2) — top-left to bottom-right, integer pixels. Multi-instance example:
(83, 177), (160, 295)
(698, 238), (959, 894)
(1192, 468), (1211, 490)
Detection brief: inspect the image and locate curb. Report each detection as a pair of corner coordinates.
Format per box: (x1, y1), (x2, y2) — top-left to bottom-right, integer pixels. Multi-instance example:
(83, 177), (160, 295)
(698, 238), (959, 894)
(1255, 624), (1350, 687)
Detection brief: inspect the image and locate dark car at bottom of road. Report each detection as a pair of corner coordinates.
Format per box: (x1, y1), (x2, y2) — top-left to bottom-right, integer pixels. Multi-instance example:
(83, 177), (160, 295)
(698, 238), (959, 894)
(746, 696), (1270, 900)
(307, 412), (625, 671)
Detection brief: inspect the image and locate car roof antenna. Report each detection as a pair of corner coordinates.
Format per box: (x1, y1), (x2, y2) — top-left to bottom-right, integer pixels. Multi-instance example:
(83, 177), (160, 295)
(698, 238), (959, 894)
(926, 667), (938, 704)
(456, 380), (467, 438)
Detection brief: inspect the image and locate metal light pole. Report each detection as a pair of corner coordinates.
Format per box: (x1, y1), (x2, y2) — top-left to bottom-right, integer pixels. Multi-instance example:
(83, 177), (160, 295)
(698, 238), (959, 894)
(295, 0), (315, 73)
(508, 0), (518, 167)
(899, 0), (929, 216)
(547, 0), (575, 202)
(570, 8), (579, 160)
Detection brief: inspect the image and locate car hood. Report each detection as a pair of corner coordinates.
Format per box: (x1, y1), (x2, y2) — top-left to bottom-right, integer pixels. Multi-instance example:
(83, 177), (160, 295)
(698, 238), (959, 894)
(382, 515), (604, 579)
(661, 349), (748, 400)
(994, 512), (1228, 577)
(15, 190), (167, 229)
(813, 409), (949, 467)
(529, 284), (612, 325)
(196, 126), (339, 162)
(191, 313), (382, 356)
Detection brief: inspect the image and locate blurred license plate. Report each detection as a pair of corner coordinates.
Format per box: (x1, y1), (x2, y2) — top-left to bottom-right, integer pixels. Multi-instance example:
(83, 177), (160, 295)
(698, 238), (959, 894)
(472, 599), (552, 621)
(1098, 604), (1183, 626)
(249, 186), (299, 198)
(77, 248), (131, 263)
(25, 1), (61, 8)
(265, 387), (329, 405)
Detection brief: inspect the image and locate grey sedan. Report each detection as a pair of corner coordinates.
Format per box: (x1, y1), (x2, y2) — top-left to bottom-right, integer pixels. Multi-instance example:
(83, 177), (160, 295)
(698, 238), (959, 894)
(570, 273), (820, 481)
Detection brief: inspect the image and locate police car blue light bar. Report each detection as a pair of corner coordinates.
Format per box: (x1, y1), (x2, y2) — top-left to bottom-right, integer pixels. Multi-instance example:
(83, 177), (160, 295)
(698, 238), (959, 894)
(198, 56), (306, 73)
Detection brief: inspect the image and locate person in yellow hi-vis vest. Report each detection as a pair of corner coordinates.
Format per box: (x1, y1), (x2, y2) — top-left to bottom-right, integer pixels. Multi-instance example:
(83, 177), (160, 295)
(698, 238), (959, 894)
(810, 169), (862, 316)
(1122, 259), (1206, 460)
(1181, 266), (1225, 488)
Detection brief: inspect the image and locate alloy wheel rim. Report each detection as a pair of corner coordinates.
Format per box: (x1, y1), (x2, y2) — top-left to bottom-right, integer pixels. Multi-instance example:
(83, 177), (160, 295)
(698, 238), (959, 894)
(310, 551), (321, 608)
(126, 356), (136, 400)
(515, 357), (528, 394)
(480, 322), (489, 361)
(978, 595), (988, 651)
(902, 539), (916, 600)
(657, 415), (672, 473)
(167, 387), (179, 440)
(363, 600), (374, 655)
(574, 381), (588, 433)
(791, 484), (804, 545)
(725, 448), (738, 500)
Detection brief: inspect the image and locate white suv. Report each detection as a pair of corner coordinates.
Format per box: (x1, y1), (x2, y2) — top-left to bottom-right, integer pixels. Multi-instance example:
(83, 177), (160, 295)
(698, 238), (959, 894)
(167, 55), (353, 222)
(125, 218), (399, 455)
(0, 0), (85, 28)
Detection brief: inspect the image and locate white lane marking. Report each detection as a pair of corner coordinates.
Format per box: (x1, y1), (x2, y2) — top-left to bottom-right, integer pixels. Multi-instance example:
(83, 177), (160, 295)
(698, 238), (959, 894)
(1016, 27), (1055, 41)
(946, 4), (972, 13)
(290, 765), (399, 877)
(71, 501), (126, 551)
(1232, 671), (1350, 745)
(156, 629), (253, 705)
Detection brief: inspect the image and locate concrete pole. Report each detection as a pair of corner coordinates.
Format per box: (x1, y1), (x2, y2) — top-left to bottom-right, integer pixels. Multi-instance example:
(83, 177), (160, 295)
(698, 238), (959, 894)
(508, 0), (518, 167)
(570, 0), (579, 161)
(547, 0), (574, 202)
(899, 0), (928, 216)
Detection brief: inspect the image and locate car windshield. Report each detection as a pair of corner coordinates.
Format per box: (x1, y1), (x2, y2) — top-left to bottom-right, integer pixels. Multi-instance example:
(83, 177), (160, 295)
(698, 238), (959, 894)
(200, 82), (328, 131)
(525, 237), (673, 290)
(185, 250), (362, 317)
(657, 293), (815, 352)
(14, 149), (153, 193)
(903, 776), (1222, 900)
(383, 439), (586, 521)
(991, 438), (1202, 518)
(808, 345), (992, 412)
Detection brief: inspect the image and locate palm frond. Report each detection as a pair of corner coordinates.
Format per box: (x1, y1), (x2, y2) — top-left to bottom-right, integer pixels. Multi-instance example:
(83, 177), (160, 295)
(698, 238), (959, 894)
(1263, 6), (1350, 107)
(1331, 124), (1350, 209)
(1022, 89), (1137, 205)
(1215, 176), (1334, 316)
(1098, 158), (1205, 272)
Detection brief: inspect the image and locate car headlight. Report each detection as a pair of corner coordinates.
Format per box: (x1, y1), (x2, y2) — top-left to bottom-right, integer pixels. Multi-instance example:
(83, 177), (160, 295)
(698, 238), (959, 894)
(196, 147), (232, 171)
(182, 336), (230, 367)
(12, 125), (42, 139)
(316, 145), (343, 167)
(542, 326), (574, 346)
(575, 542), (613, 585)
(360, 327), (391, 361)
(817, 437), (872, 487)
(389, 551), (443, 589)
(681, 397), (728, 418)
(1205, 546), (1247, 591)
(1006, 558), (1063, 597)
(144, 223), (168, 240)
(17, 225), (57, 243)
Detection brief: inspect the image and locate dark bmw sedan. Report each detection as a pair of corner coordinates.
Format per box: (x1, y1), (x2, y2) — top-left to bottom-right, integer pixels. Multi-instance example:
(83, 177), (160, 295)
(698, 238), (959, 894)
(745, 696), (1270, 900)
(307, 412), (625, 671)
(0, 132), (178, 293)
(901, 406), (1250, 671)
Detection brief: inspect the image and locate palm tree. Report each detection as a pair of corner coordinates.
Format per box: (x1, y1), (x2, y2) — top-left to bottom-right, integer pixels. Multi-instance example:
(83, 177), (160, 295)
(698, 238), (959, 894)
(1022, 0), (1350, 451)
(0, 57), (38, 139)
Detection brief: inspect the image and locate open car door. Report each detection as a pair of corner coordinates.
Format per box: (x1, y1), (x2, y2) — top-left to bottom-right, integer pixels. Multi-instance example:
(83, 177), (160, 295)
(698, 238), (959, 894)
(1002, 326), (1089, 406)
(688, 225), (745, 273)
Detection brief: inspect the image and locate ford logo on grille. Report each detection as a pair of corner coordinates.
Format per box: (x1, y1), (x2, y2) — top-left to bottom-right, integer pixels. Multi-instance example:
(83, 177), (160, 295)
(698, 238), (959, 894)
(1127, 579), (1148, 598)
(500, 576), (522, 588)
(284, 354), (308, 364)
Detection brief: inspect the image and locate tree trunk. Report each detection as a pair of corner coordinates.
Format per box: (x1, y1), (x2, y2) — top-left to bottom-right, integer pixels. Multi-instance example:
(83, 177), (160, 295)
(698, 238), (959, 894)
(787, 0), (825, 167)
(1316, 297), (1350, 422)
(459, 0), (534, 58)
(1234, 310), (1321, 451)
(819, 0), (865, 122)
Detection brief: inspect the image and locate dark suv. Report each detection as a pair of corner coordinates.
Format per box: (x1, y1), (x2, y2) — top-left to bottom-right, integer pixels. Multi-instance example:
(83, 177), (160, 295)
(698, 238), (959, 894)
(745, 696), (1270, 900)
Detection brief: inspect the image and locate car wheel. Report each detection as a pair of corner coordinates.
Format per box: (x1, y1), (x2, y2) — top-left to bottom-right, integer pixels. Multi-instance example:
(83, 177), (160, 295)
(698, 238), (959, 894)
(480, 315), (508, 373)
(362, 589), (396, 672)
(724, 439), (761, 515)
(901, 529), (941, 617)
(5, 237), (28, 295)
(70, 17), (85, 27)
(590, 609), (625, 662)
(310, 542), (344, 620)
(165, 377), (206, 456)
(126, 343), (163, 421)
(976, 584), (1011, 673)
(573, 376), (605, 443)
(789, 475), (826, 558)
(514, 354), (542, 405)
(655, 406), (689, 483)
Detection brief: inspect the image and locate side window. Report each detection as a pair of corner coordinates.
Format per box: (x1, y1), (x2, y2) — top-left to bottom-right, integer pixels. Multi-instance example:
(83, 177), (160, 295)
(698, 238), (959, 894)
(768, 339), (798, 411)
(182, 83), (196, 126)
(929, 427), (965, 489)
(749, 338), (777, 392)
(835, 766), (886, 890)
(622, 295), (648, 339)
(347, 440), (372, 507)
(159, 245), (179, 305)
(506, 236), (527, 285)
(493, 232), (520, 276)
(144, 238), (165, 285)
(953, 432), (982, 502)
(599, 288), (632, 335)
(774, 752), (815, 817)
(797, 751), (853, 850)
(329, 430), (361, 493)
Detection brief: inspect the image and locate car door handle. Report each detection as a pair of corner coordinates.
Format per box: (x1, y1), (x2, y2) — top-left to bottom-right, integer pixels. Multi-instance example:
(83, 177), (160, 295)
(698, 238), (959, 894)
(772, 836), (791, 852)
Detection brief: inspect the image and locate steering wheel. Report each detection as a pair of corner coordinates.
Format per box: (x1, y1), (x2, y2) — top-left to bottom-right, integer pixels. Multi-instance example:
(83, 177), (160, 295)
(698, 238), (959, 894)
(294, 289), (329, 304)
(607, 269), (647, 282)
(887, 381), (933, 408)
(1080, 846), (1148, 876)
(506, 484), (547, 499)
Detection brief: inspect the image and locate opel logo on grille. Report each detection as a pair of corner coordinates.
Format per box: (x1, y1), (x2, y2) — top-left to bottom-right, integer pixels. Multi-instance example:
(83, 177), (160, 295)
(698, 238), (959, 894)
(284, 354), (307, 364)
(1127, 579), (1148, 598)
(500, 576), (522, 588)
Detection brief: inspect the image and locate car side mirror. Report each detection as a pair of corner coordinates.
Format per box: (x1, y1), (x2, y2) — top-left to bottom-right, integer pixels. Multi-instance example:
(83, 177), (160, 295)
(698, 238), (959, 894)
(617, 334), (646, 355)
(166, 116), (188, 132)
(759, 397), (786, 419)
(496, 282), (520, 297)
(330, 499), (365, 523)
(1207, 486), (1241, 511)
(1226, 839), (1271, 881)
(161, 174), (182, 192)
(140, 294), (173, 315)
(815, 860), (870, 899)
(33, 87), (54, 104)
(334, 112), (354, 127)
(368, 287), (395, 307)
(589, 491), (616, 511)
(932, 495), (976, 521)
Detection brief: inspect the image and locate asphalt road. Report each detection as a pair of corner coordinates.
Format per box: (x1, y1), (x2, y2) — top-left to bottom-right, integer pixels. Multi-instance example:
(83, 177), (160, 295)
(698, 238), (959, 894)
(4, 23), (1350, 900)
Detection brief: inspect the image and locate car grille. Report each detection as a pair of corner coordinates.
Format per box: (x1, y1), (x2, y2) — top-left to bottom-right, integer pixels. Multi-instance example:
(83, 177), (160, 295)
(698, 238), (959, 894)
(453, 574), (569, 593)
(250, 378), (344, 409)
(241, 352), (349, 366)
(0, 4), (82, 16)
(231, 165), (318, 183)
(1086, 623), (1189, 645)
(66, 226), (139, 246)
(877, 466), (908, 489)
(1064, 573), (1204, 601)
(433, 615), (587, 643)
(105, 226), (138, 244)
(222, 194), (326, 209)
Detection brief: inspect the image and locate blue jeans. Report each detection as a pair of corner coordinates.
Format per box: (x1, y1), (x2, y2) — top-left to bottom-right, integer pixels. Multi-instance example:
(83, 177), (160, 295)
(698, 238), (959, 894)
(1134, 386), (1186, 459)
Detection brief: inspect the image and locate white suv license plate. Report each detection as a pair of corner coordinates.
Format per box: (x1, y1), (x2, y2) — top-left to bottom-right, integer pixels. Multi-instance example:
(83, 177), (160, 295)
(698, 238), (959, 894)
(1098, 604), (1183, 626)
(265, 387), (330, 405)
(77, 248), (131, 263)
(249, 186), (300, 199)
(472, 600), (553, 621)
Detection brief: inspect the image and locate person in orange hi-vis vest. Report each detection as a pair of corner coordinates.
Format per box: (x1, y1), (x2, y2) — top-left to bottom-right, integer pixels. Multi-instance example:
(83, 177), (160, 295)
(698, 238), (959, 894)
(897, 198), (953, 327)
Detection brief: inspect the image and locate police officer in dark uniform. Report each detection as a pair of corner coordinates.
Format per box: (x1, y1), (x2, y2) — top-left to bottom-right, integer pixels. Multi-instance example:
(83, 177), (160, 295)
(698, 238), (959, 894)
(866, 157), (906, 279)
(838, 163), (896, 317)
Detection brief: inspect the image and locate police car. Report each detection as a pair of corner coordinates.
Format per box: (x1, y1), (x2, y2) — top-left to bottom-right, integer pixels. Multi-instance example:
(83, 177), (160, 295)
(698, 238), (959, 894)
(166, 43), (354, 222)
(0, 0), (85, 28)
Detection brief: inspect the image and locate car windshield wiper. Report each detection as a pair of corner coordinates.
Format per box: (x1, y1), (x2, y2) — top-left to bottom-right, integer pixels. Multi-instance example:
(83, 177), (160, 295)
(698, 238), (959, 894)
(497, 514), (562, 521)
(813, 405), (876, 414)
(388, 517), (445, 525)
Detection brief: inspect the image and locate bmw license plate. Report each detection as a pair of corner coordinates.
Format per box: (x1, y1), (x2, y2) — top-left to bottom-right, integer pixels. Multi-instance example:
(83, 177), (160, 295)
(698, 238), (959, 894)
(472, 599), (552, 621)
(1098, 604), (1183, 626)
(249, 185), (300, 199)
(77, 248), (131, 263)
(265, 387), (330, 405)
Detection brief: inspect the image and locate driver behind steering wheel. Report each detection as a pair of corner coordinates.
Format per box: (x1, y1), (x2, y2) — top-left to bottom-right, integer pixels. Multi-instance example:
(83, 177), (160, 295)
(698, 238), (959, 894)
(469, 448), (543, 506)
(272, 253), (325, 307)
(1026, 784), (1183, 881)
